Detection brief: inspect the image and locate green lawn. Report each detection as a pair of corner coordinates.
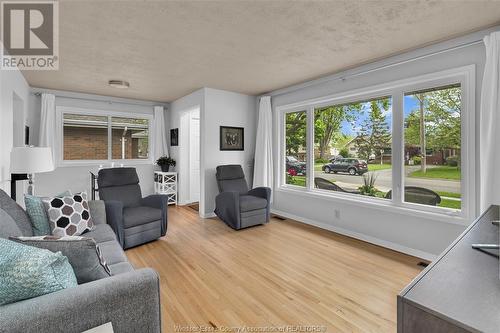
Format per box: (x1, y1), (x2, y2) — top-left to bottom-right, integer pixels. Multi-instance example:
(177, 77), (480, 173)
(368, 163), (392, 171)
(287, 176), (306, 187)
(409, 166), (461, 180)
(436, 191), (461, 199)
(438, 198), (461, 209)
(287, 176), (461, 209)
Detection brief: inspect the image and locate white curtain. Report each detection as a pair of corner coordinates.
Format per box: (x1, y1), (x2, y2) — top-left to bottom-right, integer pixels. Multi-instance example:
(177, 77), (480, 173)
(153, 105), (169, 159)
(253, 96), (273, 190)
(39, 93), (56, 159)
(480, 31), (500, 212)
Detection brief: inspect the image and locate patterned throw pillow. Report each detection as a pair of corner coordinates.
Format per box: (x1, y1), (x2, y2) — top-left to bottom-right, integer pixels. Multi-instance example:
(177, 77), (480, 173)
(42, 192), (94, 237)
(0, 238), (77, 305)
(10, 235), (111, 284)
(24, 191), (72, 236)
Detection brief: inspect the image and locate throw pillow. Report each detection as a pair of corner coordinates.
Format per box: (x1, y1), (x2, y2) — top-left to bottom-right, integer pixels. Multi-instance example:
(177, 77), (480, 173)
(42, 192), (94, 237)
(0, 238), (77, 305)
(10, 235), (111, 284)
(24, 190), (72, 236)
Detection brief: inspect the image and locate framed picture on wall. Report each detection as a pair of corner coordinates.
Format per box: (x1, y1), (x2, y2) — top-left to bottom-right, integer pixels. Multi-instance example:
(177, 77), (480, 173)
(220, 126), (244, 151)
(170, 128), (179, 146)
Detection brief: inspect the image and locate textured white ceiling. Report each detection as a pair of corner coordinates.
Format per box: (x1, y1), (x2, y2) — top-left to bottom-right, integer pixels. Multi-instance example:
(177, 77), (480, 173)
(22, 0), (500, 102)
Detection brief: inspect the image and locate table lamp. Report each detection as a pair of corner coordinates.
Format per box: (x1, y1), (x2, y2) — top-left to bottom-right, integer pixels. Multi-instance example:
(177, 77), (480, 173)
(10, 146), (54, 199)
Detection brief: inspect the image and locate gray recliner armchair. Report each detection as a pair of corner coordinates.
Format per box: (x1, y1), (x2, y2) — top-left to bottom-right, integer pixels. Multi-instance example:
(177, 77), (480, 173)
(98, 167), (168, 249)
(214, 165), (271, 230)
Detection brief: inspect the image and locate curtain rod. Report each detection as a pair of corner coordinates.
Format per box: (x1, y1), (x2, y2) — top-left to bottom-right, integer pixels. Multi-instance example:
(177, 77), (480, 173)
(268, 39), (483, 97)
(31, 91), (166, 107)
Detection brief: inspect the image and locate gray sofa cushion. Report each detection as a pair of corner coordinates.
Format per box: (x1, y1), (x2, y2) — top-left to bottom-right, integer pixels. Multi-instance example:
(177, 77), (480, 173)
(239, 195), (268, 212)
(83, 224), (117, 244)
(10, 236), (111, 284)
(0, 209), (22, 238)
(123, 206), (162, 228)
(108, 262), (134, 275)
(88, 200), (106, 225)
(97, 240), (128, 266)
(0, 190), (33, 237)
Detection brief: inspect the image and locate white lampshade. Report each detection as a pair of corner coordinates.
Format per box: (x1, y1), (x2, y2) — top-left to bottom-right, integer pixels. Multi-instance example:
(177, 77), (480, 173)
(10, 147), (55, 174)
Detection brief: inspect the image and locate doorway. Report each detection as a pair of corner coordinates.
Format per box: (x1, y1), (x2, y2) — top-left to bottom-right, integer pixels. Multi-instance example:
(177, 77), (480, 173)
(179, 106), (200, 208)
(188, 108), (200, 204)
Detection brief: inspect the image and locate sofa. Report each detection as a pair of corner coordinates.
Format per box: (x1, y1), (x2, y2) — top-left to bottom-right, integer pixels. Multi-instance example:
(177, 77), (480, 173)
(0, 189), (161, 333)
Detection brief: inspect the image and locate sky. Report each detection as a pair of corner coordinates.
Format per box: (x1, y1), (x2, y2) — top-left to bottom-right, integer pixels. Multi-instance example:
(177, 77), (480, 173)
(339, 96), (422, 136)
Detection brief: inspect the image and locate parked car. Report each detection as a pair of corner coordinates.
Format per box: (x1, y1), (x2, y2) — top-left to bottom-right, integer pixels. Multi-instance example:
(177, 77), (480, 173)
(322, 158), (368, 175)
(286, 156), (306, 176)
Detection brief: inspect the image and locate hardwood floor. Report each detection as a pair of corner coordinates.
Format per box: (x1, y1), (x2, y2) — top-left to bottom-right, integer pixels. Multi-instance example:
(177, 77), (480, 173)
(126, 206), (424, 333)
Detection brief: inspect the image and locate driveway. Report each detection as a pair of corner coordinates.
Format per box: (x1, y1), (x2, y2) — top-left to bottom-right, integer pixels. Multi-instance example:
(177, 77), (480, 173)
(314, 166), (460, 194)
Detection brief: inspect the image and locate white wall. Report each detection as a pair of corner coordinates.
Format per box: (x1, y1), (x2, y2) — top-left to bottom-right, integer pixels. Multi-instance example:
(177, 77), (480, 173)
(0, 63), (31, 195)
(168, 88), (205, 206)
(203, 88), (257, 217)
(169, 88), (257, 217)
(269, 27), (497, 259)
(26, 89), (167, 197)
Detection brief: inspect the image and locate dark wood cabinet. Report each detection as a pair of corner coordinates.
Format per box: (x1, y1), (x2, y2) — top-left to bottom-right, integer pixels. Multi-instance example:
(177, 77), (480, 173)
(398, 206), (500, 333)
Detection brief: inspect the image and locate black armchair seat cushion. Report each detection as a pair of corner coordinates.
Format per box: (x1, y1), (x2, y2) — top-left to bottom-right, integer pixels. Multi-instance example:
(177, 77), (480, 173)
(123, 207), (162, 229)
(239, 195), (268, 212)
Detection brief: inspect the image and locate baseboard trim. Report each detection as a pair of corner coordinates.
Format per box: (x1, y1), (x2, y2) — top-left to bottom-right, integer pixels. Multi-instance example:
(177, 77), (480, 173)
(271, 209), (437, 261)
(201, 212), (217, 219)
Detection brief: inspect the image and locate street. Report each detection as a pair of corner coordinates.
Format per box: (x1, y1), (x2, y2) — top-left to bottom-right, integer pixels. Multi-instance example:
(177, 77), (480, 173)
(314, 165), (461, 194)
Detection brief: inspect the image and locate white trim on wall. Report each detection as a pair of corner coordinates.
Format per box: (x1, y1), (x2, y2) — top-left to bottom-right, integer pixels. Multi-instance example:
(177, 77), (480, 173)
(271, 208), (437, 261)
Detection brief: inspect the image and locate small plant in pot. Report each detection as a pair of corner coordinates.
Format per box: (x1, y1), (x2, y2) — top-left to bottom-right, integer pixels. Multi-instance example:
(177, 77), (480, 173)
(156, 156), (176, 172)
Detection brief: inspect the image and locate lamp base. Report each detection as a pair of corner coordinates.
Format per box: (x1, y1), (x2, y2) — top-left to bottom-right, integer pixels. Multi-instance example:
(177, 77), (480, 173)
(27, 173), (34, 196)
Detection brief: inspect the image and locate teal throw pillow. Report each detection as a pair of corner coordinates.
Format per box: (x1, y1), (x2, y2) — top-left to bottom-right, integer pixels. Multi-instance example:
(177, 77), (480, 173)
(24, 191), (71, 236)
(0, 238), (77, 305)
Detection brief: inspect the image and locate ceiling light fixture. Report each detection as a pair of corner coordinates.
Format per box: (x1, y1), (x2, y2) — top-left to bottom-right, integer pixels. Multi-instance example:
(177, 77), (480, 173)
(108, 80), (130, 89)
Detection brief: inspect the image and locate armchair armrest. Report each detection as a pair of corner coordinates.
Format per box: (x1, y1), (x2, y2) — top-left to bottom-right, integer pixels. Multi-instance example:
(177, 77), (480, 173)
(103, 200), (125, 248)
(142, 195), (168, 236)
(214, 191), (241, 229)
(0, 268), (161, 333)
(248, 187), (272, 222)
(248, 187), (271, 201)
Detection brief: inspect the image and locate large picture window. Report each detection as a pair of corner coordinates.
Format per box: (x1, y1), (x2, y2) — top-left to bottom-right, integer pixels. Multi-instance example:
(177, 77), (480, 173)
(279, 66), (474, 222)
(404, 85), (461, 210)
(60, 108), (152, 163)
(313, 97), (392, 199)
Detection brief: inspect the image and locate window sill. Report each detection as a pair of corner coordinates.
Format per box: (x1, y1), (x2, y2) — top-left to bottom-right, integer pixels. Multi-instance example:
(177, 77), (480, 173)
(275, 185), (469, 227)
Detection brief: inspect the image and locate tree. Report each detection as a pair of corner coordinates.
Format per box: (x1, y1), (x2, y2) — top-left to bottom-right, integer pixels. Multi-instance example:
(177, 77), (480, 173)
(355, 99), (391, 163)
(314, 104), (361, 159)
(416, 93), (427, 172)
(404, 86), (461, 172)
(285, 112), (307, 156)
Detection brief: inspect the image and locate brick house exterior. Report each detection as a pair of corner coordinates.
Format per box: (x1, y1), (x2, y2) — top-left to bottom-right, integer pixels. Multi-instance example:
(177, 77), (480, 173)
(64, 127), (148, 160)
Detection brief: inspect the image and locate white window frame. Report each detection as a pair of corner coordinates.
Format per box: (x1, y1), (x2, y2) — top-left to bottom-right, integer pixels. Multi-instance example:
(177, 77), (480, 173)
(56, 106), (154, 167)
(276, 65), (475, 225)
